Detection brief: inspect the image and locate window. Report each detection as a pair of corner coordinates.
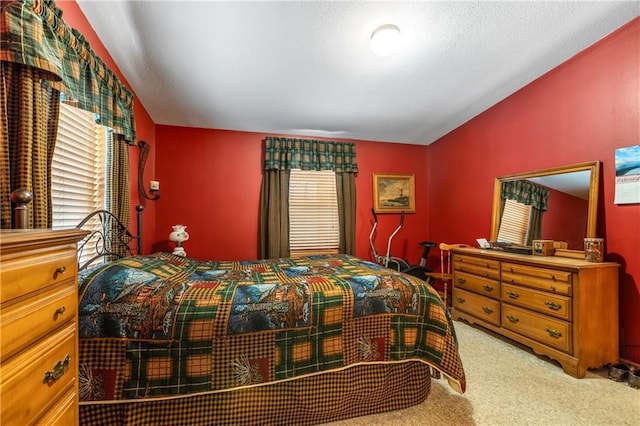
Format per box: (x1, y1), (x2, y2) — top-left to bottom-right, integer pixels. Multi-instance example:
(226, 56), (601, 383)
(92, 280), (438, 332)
(288, 169), (339, 256)
(52, 102), (110, 265)
(497, 199), (532, 245)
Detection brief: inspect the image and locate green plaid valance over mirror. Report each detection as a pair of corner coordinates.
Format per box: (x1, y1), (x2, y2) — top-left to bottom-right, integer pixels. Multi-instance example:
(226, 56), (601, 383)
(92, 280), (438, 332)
(1, 0), (136, 143)
(501, 179), (549, 211)
(263, 137), (358, 173)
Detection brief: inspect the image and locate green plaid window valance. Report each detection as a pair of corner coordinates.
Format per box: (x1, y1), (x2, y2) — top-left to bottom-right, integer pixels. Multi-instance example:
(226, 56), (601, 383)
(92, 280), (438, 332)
(1, 0), (136, 143)
(263, 136), (358, 173)
(501, 179), (549, 211)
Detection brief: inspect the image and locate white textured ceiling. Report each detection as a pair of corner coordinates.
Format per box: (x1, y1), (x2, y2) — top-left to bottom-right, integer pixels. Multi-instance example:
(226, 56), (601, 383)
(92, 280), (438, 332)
(76, 1), (639, 145)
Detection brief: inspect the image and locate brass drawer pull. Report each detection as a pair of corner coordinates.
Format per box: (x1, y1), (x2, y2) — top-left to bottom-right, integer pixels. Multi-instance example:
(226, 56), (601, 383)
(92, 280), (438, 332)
(546, 328), (562, 339)
(483, 285), (494, 292)
(545, 301), (562, 311)
(456, 297), (466, 304)
(54, 265), (66, 278)
(506, 291), (519, 299)
(54, 306), (66, 319)
(506, 315), (519, 323)
(43, 355), (70, 385)
(482, 306), (493, 314)
(457, 277), (466, 284)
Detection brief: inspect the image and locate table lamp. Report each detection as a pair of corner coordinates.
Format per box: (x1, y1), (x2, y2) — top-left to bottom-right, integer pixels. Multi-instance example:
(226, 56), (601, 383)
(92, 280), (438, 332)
(169, 225), (189, 256)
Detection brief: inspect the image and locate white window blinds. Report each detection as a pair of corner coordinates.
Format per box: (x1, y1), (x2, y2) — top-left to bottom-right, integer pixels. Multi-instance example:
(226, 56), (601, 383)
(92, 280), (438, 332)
(52, 102), (107, 229)
(289, 169), (339, 254)
(497, 198), (532, 245)
(52, 103), (109, 266)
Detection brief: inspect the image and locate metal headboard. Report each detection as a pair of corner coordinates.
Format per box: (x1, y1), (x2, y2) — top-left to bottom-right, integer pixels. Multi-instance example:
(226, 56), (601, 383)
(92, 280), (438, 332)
(76, 205), (144, 271)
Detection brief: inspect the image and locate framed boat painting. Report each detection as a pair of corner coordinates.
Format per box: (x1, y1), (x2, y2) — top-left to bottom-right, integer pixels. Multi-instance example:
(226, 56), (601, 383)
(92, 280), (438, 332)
(373, 173), (415, 213)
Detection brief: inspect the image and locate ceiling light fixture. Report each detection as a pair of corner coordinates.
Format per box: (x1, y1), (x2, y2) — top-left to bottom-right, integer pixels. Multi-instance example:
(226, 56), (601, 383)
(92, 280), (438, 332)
(370, 24), (402, 57)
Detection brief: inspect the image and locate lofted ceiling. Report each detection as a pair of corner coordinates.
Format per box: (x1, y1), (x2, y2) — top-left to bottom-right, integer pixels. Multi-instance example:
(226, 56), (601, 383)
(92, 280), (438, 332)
(76, 1), (639, 146)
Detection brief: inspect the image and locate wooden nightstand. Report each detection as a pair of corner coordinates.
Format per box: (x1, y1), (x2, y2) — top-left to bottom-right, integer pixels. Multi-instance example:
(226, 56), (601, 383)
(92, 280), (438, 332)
(1, 229), (88, 425)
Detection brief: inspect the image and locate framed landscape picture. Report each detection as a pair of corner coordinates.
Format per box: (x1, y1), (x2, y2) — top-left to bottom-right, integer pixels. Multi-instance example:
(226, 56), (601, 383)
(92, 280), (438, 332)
(373, 173), (415, 213)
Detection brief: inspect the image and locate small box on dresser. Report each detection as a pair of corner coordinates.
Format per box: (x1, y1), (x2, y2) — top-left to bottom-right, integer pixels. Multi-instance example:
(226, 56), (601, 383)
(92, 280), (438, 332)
(1, 229), (88, 426)
(451, 247), (619, 378)
(532, 239), (555, 256)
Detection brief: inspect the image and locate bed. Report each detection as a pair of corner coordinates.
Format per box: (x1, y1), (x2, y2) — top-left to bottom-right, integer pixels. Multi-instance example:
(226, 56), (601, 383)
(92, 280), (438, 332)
(75, 210), (466, 425)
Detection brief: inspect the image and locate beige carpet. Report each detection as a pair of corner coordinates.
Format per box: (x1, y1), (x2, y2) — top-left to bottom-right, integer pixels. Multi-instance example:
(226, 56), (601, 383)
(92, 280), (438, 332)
(325, 321), (640, 425)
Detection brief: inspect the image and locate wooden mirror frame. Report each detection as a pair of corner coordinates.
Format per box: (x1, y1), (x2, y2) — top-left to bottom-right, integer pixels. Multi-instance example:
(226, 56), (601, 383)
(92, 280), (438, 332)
(490, 161), (600, 255)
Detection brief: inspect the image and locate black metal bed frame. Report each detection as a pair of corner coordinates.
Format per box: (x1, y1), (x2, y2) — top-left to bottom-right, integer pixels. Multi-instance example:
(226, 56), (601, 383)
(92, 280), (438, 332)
(75, 205), (143, 271)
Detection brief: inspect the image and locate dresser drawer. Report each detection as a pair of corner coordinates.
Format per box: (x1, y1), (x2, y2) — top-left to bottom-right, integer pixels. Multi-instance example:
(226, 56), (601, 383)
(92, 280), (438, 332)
(454, 255), (500, 280)
(501, 262), (572, 296)
(1, 323), (77, 425)
(35, 386), (78, 426)
(1, 282), (77, 360)
(502, 283), (571, 321)
(454, 271), (500, 299)
(453, 288), (500, 326)
(0, 248), (77, 303)
(502, 304), (572, 353)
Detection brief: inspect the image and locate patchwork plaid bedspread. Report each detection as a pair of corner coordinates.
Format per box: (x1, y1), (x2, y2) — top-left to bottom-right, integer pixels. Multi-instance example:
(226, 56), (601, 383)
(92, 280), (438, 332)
(77, 253), (466, 403)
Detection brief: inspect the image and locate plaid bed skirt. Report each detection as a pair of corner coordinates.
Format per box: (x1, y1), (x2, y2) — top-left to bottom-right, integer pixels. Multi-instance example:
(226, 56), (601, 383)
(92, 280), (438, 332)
(79, 361), (432, 425)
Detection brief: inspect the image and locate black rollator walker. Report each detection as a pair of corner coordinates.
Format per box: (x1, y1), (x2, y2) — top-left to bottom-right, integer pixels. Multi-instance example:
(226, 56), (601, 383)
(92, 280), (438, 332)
(369, 208), (436, 281)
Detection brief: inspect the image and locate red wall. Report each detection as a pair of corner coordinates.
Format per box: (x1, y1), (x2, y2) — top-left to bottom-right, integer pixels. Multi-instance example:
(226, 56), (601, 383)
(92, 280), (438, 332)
(542, 188), (589, 249)
(428, 18), (640, 362)
(154, 128), (431, 265)
(56, 1), (157, 254)
(61, 1), (640, 363)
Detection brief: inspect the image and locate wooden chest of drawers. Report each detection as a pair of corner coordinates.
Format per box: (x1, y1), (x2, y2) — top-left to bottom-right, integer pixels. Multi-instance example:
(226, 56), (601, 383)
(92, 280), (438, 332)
(1, 229), (88, 426)
(451, 247), (619, 378)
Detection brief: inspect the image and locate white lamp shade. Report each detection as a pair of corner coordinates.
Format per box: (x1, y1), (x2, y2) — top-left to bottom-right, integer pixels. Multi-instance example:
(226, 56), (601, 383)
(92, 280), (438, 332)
(169, 225), (189, 243)
(370, 24), (402, 57)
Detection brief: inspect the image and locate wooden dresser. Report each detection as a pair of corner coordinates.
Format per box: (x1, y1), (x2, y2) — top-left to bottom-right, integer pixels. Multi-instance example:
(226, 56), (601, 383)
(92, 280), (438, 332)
(1, 229), (87, 425)
(450, 247), (619, 378)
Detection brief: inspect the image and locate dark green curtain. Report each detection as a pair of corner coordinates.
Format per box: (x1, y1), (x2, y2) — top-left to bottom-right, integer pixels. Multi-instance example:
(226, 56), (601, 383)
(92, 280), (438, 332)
(106, 133), (131, 253)
(500, 179), (549, 244)
(259, 169), (290, 259)
(0, 61), (59, 228)
(259, 137), (358, 259)
(263, 137), (358, 173)
(1, 0), (136, 142)
(1, 0), (134, 229)
(500, 179), (549, 210)
(336, 172), (356, 254)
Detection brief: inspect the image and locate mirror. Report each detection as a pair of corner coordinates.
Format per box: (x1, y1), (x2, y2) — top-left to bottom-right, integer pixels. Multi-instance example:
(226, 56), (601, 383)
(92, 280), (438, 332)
(490, 161), (600, 251)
